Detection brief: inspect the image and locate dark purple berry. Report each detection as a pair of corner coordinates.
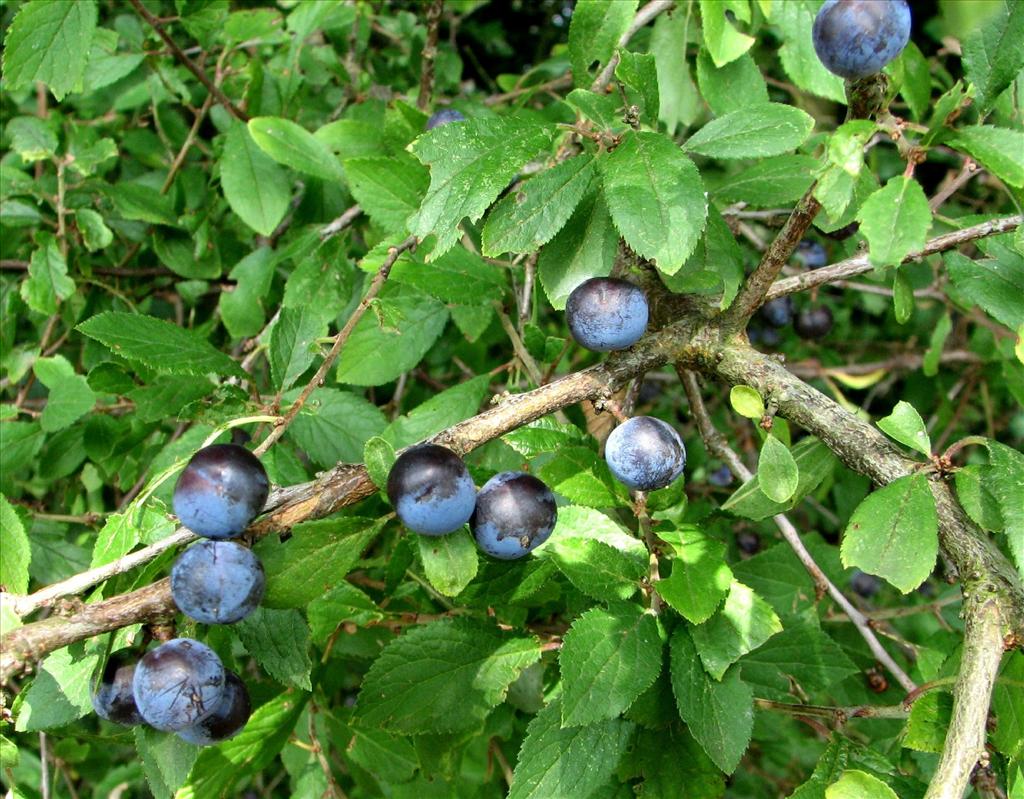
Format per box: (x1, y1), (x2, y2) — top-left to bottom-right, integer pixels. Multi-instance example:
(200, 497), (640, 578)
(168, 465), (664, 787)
(759, 297), (793, 329)
(812, 0), (911, 80)
(91, 651), (143, 726)
(851, 570), (881, 598)
(386, 444), (477, 536)
(171, 540), (265, 625)
(177, 671), (251, 746)
(566, 278), (649, 352)
(795, 240), (828, 269)
(471, 472), (557, 560)
(426, 109), (466, 129)
(794, 306), (834, 340)
(708, 465), (733, 487)
(132, 638), (226, 731)
(173, 444), (269, 539)
(736, 531), (761, 556)
(605, 416), (686, 492)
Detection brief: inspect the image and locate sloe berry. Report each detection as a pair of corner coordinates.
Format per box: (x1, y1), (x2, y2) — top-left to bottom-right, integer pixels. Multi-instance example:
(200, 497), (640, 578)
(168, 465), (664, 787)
(812, 0), (911, 80)
(566, 278), (649, 352)
(132, 638), (226, 731)
(736, 531), (761, 556)
(178, 671), (251, 746)
(171, 540), (265, 625)
(386, 444), (477, 536)
(605, 416), (686, 492)
(173, 444), (269, 539)
(851, 569), (881, 598)
(471, 472), (557, 560)
(708, 465), (733, 487)
(91, 650), (143, 726)
(426, 109), (466, 129)
(794, 306), (834, 340)
(795, 240), (828, 269)
(759, 297), (793, 329)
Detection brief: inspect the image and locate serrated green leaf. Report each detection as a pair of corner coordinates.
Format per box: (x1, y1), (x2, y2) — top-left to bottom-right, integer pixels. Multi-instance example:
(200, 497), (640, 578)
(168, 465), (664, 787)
(502, 418), (589, 459)
(387, 246), (505, 306)
(21, 233), (75, 315)
(699, 0), (754, 67)
(234, 607), (312, 690)
(757, 435), (799, 504)
(923, 311), (952, 378)
(0, 495), (30, 594)
(107, 182), (178, 226)
(840, 473), (938, 593)
(740, 621), (858, 701)
(129, 376), (215, 424)
(684, 104), (814, 159)
(903, 692), (953, 753)
(75, 208), (113, 252)
(538, 188), (618, 309)
(408, 117), (558, 258)
(177, 690), (308, 799)
(962, 2), (1024, 111)
(335, 285), (449, 386)
(857, 177), (931, 268)
(600, 130), (707, 274)
(78, 313), (247, 379)
(690, 580), (783, 680)
(621, 725), (725, 799)
(15, 646), (97, 731)
(509, 699), (634, 799)
(992, 651), (1024, 760)
(2, 0), (97, 100)
(773, 0), (846, 102)
(482, 155), (596, 256)
(307, 582), (384, 645)
(136, 725), (197, 799)
(91, 507), (172, 569)
(696, 50), (767, 116)
(345, 725), (419, 784)
(356, 619), (540, 734)
(560, 605), (663, 726)
(656, 527), (733, 624)
(33, 355), (96, 432)
(382, 375), (490, 449)
(219, 247), (276, 339)
(363, 436), (396, 491)
(254, 517), (380, 607)
(730, 385), (765, 419)
(789, 740), (849, 799)
(537, 446), (624, 508)
(669, 627), (753, 774)
(616, 50), (660, 124)
(343, 153), (429, 235)
(946, 249), (1024, 331)
(268, 306), (324, 392)
(949, 126), (1024, 188)
(567, 0), (637, 87)
(417, 529), (478, 598)
(876, 400), (931, 456)
(893, 270), (914, 323)
(712, 155), (818, 207)
(979, 441), (1024, 579)
(825, 771), (899, 799)
(286, 388), (386, 468)
(724, 437), (837, 521)
(220, 124), (290, 237)
(651, 9), (703, 133)
(248, 116), (344, 181)
(5, 116), (57, 162)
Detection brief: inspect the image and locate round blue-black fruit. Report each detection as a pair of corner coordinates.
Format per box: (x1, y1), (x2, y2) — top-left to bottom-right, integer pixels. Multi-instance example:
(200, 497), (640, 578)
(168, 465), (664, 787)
(171, 539), (265, 625)
(759, 297), (794, 329)
(795, 240), (828, 269)
(173, 444), (269, 539)
(132, 638), (225, 731)
(177, 671), (251, 746)
(566, 277), (649, 352)
(386, 444), (477, 536)
(812, 0), (911, 80)
(471, 472), (557, 560)
(605, 416), (686, 492)
(795, 306), (834, 340)
(91, 651), (143, 726)
(426, 108), (466, 129)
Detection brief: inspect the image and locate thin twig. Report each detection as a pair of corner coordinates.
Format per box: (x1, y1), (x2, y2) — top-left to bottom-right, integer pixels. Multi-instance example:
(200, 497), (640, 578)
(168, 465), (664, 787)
(128, 0), (249, 121)
(161, 93), (215, 194)
(634, 493), (662, 615)
(40, 732), (50, 799)
(416, 0), (444, 111)
(320, 205), (363, 240)
(308, 700), (347, 799)
(754, 698), (911, 723)
(253, 235), (418, 456)
(679, 368), (917, 693)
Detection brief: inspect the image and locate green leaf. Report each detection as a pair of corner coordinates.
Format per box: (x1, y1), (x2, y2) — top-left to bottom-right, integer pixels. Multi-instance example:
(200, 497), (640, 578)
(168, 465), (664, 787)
(91, 506), (171, 569)
(684, 104), (814, 159)
(220, 124), (290, 237)
(356, 619), (540, 734)
(922, 311), (952, 377)
(21, 233), (75, 315)
(177, 691), (308, 799)
(345, 725), (419, 784)
(567, 0), (637, 87)
(106, 183), (177, 226)
(33, 355), (96, 433)
(979, 441), (1024, 578)
(946, 248), (1024, 331)
(537, 446), (624, 508)
(992, 651), (1024, 760)
(5, 116), (58, 162)
(15, 646), (98, 731)
(408, 116), (558, 258)
(599, 130), (707, 274)
(220, 247), (276, 339)
(287, 388), (387, 468)
(690, 580), (783, 680)
(382, 374), (490, 449)
(315, 119), (389, 159)
(949, 126), (1024, 188)
(955, 464), (1005, 533)
(789, 740), (849, 799)
(655, 526), (733, 624)
(362, 436), (396, 491)
(739, 621), (858, 701)
(559, 605), (663, 726)
(893, 270), (914, 324)
(387, 246), (506, 306)
(621, 726), (725, 799)
(773, 0), (846, 102)
(307, 582), (384, 645)
(335, 285), (449, 386)
(541, 505), (648, 601)
(2, 0), (97, 100)
(699, 0), (755, 67)
(75, 208), (113, 252)
(651, 9), (703, 133)
(509, 699), (634, 799)
(757, 436), (799, 504)
(0, 495), (30, 594)
(723, 436), (837, 520)
(904, 691), (953, 753)
(876, 400), (931, 456)
(247, 116), (344, 181)
(78, 312), (247, 379)
(961, 1), (1024, 111)
(729, 385), (765, 419)
(825, 771), (899, 799)
(840, 473), (938, 593)
(615, 50), (660, 124)
(136, 725), (197, 799)
(269, 306), (325, 392)
(696, 50), (768, 116)
(417, 529), (479, 597)
(856, 177), (931, 268)
(343, 153), (429, 235)
(502, 418), (589, 459)
(254, 517), (380, 608)
(669, 627), (753, 774)
(482, 155), (596, 255)
(234, 607), (313, 690)
(712, 155), (818, 207)
(538, 188), (618, 309)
